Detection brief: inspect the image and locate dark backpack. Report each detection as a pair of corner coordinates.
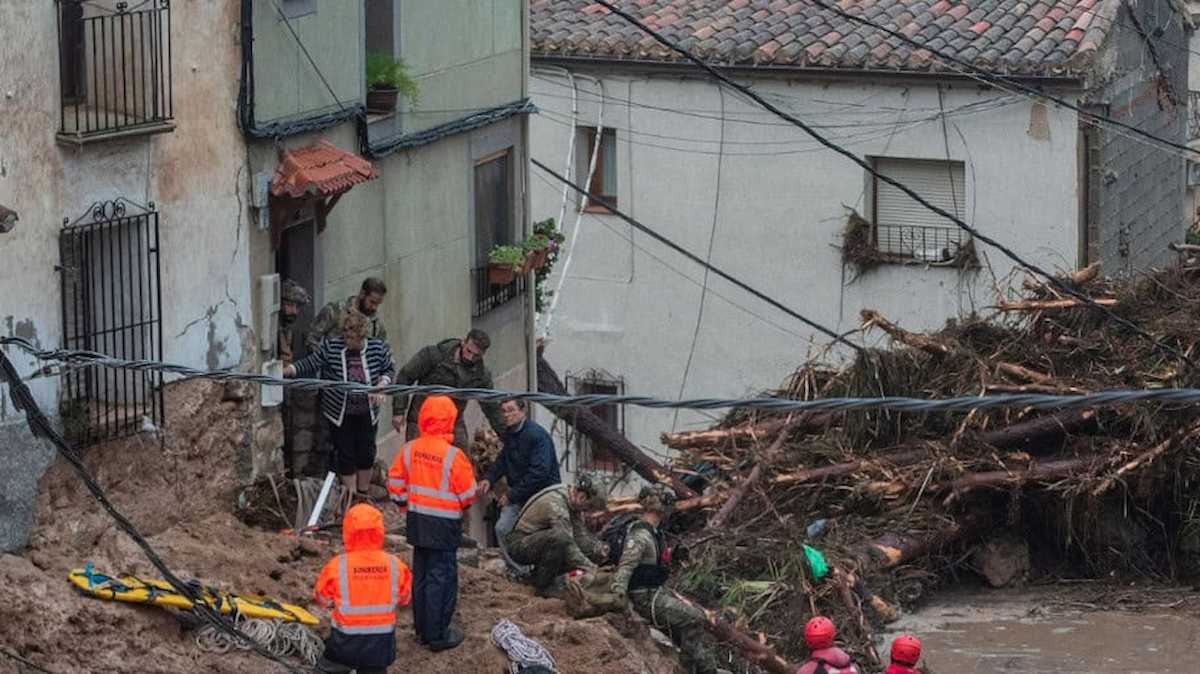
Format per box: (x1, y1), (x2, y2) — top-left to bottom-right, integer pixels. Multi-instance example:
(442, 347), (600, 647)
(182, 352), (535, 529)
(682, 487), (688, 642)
(599, 512), (642, 566)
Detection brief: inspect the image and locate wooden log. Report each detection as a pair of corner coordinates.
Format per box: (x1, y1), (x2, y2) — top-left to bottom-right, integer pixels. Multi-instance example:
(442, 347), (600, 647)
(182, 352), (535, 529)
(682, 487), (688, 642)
(537, 351), (697, 499)
(995, 362), (1053, 385)
(773, 410), (1099, 487)
(985, 383), (1088, 395)
(860, 309), (952, 355)
(996, 298), (1118, 311)
(1067, 262), (1102, 286)
(707, 430), (790, 529)
(660, 414), (833, 449)
(604, 492), (725, 514)
(1091, 422), (1200, 497)
(942, 458), (1095, 505)
(665, 589), (799, 674)
(1169, 242), (1200, 253)
(976, 409), (1097, 451)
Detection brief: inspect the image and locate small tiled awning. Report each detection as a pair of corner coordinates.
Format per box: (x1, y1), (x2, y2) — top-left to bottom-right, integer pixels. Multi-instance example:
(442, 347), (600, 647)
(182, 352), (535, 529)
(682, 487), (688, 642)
(271, 141), (378, 199)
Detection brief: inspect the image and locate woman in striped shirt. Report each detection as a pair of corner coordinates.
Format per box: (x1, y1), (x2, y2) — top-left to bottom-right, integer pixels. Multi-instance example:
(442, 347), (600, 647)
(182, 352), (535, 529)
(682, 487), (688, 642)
(285, 309), (395, 509)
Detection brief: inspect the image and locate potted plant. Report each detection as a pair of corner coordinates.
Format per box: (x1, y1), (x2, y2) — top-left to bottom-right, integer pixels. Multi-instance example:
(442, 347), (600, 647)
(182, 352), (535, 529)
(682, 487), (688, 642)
(487, 245), (526, 285)
(365, 51), (419, 113)
(524, 234), (551, 270)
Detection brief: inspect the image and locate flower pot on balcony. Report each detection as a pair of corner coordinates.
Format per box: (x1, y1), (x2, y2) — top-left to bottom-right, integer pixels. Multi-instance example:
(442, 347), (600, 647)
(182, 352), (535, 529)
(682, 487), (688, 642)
(366, 86), (399, 113)
(527, 246), (549, 270)
(488, 263), (518, 286)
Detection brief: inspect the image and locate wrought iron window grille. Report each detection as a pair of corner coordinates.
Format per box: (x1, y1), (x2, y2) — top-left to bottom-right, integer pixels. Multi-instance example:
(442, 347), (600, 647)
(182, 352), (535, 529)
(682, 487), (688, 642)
(873, 223), (967, 264)
(56, 0), (174, 145)
(58, 197), (164, 447)
(470, 266), (525, 318)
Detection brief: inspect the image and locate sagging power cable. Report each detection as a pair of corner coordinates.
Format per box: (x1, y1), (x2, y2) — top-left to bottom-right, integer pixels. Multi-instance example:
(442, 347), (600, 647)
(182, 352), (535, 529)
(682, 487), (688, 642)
(530, 160), (864, 354)
(0, 349), (303, 674)
(9, 337), (1200, 415)
(590, 0), (1198, 371)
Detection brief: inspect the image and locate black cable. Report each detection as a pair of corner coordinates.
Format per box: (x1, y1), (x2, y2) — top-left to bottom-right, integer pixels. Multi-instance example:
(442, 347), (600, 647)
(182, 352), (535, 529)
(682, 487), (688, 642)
(799, 0), (1193, 158)
(0, 351), (301, 674)
(0, 647), (60, 674)
(591, 0), (1196, 370)
(531, 158), (863, 354)
(672, 85), (726, 432)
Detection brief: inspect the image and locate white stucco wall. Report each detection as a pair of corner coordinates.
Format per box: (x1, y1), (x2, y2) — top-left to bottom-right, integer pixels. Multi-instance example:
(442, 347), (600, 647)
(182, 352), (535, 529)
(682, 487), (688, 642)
(0, 0), (252, 422)
(529, 69), (1081, 482)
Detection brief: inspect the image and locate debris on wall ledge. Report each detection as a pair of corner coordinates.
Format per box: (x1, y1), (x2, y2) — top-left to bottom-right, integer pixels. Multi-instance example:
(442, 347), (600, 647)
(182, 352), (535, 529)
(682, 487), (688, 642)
(840, 208), (980, 282)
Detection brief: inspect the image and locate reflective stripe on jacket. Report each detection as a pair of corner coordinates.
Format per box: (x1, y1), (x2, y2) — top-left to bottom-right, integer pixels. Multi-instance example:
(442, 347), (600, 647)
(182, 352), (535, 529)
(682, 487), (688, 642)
(387, 395), (477, 549)
(314, 504), (412, 664)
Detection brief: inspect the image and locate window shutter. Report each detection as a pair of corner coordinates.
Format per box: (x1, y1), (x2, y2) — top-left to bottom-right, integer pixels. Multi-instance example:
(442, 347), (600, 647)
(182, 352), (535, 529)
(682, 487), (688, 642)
(874, 158), (966, 228)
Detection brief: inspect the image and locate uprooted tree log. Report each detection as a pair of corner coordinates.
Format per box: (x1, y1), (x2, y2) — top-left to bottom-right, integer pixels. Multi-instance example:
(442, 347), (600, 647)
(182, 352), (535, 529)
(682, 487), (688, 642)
(536, 351), (697, 499)
(660, 414), (834, 449)
(668, 589), (798, 674)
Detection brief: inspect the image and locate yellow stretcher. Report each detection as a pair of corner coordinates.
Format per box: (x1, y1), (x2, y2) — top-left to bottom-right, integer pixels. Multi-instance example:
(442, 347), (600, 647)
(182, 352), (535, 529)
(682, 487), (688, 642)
(68, 565), (319, 625)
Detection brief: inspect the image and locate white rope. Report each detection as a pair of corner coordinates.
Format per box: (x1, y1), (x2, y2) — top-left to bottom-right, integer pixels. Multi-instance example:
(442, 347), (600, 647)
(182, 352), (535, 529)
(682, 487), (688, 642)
(491, 619), (558, 674)
(195, 616), (322, 666)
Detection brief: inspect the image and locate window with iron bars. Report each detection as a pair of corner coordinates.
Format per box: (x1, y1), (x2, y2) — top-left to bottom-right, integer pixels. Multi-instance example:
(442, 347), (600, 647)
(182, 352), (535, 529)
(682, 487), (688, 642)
(561, 370), (625, 474)
(56, 0), (175, 145)
(870, 157), (968, 264)
(473, 149), (523, 316)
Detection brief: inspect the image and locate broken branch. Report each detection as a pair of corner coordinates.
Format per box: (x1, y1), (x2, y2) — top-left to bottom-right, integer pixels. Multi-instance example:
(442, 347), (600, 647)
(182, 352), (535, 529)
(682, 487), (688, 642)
(996, 298), (1118, 311)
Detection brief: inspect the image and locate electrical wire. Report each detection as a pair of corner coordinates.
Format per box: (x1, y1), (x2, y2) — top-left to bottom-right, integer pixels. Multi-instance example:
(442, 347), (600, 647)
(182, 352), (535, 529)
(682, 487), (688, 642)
(529, 170), (813, 342)
(0, 349), (303, 674)
(12, 336), (1200, 413)
(671, 84), (726, 432)
(591, 0), (1197, 370)
(531, 160), (864, 353)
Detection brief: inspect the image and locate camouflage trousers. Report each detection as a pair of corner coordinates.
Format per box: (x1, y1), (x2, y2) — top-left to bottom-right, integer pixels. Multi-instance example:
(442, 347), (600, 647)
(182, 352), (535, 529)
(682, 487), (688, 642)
(631, 588), (718, 674)
(506, 528), (596, 592)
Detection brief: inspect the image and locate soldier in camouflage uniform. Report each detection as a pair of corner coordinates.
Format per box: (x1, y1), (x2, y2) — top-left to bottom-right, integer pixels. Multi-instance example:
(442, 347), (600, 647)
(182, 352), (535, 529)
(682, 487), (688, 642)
(505, 476), (610, 595)
(306, 277), (388, 351)
(566, 486), (719, 674)
(278, 279), (310, 367)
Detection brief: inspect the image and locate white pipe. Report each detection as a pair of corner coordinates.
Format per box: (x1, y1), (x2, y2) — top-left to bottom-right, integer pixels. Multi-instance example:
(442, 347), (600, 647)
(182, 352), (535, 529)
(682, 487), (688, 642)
(541, 72), (605, 341)
(534, 66), (580, 232)
(305, 471), (337, 531)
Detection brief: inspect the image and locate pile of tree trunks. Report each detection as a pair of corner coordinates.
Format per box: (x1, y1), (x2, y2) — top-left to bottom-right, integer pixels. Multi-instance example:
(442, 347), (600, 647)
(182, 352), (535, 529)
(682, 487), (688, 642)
(573, 261), (1200, 671)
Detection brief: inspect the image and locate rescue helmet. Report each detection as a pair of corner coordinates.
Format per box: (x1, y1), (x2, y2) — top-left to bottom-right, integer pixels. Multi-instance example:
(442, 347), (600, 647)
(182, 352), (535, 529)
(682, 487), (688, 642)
(573, 474), (605, 509)
(804, 616), (836, 650)
(890, 635), (922, 666)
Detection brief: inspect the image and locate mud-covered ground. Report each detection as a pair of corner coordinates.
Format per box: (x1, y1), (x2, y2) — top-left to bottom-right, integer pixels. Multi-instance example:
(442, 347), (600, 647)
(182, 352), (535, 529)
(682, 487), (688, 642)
(0, 380), (679, 674)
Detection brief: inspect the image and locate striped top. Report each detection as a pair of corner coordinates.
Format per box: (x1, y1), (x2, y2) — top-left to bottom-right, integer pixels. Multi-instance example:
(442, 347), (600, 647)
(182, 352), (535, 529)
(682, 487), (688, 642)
(292, 337), (396, 427)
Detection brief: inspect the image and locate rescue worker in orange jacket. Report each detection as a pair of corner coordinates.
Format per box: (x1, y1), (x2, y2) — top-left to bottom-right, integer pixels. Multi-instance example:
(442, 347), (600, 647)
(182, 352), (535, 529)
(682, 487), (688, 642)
(313, 503), (412, 674)
(386, 395), (477, 651)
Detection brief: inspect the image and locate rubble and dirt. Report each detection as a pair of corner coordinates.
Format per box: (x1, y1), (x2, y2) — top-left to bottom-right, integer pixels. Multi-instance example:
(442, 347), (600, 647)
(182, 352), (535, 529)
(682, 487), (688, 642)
(0, 378), (679, 674)
(652, 262), (1200, 670)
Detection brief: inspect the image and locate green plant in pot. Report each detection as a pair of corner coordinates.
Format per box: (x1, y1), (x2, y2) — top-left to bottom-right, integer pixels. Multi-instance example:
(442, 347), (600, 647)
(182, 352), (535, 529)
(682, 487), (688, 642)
(365, 51), (419, 113)
(487, 244), (526, 285)
(523, 234), (552, 270)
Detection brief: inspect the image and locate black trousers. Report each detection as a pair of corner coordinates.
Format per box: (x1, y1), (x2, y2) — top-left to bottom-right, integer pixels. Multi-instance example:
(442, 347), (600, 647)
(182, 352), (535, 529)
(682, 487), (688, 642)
(411, 546), (458, 643)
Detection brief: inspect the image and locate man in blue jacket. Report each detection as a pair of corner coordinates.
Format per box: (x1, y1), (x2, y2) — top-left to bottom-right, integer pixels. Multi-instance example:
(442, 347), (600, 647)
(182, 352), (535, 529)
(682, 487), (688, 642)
(478, 399), (560, 573)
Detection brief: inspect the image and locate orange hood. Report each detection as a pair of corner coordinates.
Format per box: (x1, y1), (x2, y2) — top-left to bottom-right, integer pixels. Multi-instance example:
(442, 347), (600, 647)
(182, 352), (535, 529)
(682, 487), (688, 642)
(342, 503), (385, 552)
(418, 395), (458, 444)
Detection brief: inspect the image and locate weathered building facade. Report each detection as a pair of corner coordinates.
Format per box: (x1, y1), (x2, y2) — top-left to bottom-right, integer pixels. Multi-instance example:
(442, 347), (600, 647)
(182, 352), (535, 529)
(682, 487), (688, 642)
(528, 0), (1189, 481)
(0, 0), (261, 550)
(241, 0), (535, 537)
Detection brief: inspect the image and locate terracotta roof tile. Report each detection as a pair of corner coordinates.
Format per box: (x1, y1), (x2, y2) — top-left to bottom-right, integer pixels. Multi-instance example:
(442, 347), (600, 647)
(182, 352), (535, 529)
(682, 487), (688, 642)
(531, 0), (1117, 75)
(271, 142), (378, 199)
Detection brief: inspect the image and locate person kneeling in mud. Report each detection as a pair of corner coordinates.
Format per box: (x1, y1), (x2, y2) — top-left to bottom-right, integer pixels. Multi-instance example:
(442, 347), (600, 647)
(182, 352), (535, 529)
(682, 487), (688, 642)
(565, 486), (721, 674)
(505, 475), (609, 596)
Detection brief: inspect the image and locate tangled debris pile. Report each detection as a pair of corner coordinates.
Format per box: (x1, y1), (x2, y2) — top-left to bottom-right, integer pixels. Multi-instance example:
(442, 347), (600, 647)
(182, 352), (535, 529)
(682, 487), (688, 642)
(655, 262), (1200, 669)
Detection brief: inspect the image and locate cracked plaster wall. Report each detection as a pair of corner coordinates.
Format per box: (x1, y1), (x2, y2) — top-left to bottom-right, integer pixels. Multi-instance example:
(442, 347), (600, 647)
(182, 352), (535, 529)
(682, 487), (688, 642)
(0, 0), (260, 552)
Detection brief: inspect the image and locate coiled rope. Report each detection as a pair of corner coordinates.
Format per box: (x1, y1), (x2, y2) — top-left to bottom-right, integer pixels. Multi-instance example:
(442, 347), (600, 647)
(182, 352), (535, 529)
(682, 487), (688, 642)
(195, 615), (322, 665)
(491, 619), (558, 674)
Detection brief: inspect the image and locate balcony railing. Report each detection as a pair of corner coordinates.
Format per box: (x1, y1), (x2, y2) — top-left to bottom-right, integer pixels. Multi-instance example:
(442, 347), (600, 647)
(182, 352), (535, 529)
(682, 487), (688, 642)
(874, 223), (965, 263)
(56, 0), (174, 145)
(471, 266), (525, 318)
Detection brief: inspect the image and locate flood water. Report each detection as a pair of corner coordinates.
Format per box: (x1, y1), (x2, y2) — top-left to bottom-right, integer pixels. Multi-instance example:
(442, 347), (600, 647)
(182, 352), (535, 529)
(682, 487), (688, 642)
(877, 587), (1200, 673)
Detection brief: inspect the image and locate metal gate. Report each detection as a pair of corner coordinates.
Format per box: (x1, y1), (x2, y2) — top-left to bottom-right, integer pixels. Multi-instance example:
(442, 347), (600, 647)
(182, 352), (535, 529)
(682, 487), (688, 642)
(59, 198), (164, 446)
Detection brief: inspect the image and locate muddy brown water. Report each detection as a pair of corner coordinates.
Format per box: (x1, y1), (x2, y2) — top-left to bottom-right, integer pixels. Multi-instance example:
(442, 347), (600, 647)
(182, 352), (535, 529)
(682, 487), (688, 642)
(877, 588), (1200, 673)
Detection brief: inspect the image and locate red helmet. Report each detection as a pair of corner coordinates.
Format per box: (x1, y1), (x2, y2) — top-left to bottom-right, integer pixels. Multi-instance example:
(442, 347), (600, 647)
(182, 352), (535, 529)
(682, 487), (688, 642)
(891, 635), (922, 666)
(804, 616), (836, 649)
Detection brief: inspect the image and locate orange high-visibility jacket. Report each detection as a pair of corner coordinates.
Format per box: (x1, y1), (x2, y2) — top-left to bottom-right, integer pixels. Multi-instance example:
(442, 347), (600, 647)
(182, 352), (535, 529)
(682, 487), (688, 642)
(388, 395), (477, 548)
(314, 503), (412, 635)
